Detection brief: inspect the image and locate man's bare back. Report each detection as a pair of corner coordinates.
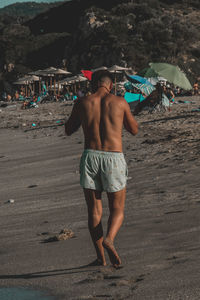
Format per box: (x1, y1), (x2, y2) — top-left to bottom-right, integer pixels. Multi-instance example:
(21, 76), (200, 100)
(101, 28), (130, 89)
(65, 90), (138, 151)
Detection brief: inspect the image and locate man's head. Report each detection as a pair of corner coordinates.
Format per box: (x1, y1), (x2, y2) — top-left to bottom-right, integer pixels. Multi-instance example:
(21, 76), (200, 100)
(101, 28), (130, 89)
(91, 70), (113, 93)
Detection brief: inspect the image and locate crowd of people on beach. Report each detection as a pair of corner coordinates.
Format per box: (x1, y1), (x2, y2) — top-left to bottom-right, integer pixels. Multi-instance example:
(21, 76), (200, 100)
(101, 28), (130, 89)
(0, 70), (199, 112)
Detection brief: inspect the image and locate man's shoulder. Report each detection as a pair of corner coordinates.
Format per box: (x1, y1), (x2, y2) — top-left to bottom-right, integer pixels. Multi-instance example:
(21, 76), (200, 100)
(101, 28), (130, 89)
(106, 94), (126, 102)
(78, 93), (97, 102)
(107, 94), (127, 107)
(74, 95), (89, 104)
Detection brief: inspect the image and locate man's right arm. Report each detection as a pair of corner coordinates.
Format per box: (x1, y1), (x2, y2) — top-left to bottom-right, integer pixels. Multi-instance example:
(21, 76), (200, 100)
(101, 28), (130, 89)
(123, 100), (138, 135)
(65, 100), (81, 136)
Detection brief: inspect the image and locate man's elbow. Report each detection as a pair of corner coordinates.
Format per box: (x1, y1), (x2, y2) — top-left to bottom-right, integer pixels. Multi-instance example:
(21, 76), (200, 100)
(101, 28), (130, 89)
(130, 123), (138, 135)
(131, 127), (138, 136)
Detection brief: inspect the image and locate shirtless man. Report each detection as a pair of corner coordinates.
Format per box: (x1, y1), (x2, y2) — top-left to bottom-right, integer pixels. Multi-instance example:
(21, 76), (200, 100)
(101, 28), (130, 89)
(65, 70), (138, 267)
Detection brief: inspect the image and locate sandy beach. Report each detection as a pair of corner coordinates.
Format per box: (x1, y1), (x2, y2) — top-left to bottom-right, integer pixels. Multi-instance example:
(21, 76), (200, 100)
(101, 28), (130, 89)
(0, 96), (200, 299)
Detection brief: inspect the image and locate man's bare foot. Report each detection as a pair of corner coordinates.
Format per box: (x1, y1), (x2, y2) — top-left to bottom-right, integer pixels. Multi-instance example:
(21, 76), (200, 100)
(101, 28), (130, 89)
(88, 259), (106, 266)
(102, 238), (121, 268)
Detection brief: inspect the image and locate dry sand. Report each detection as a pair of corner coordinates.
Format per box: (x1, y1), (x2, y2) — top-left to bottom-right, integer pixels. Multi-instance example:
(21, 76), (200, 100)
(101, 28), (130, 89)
(0, 96), (200, 299)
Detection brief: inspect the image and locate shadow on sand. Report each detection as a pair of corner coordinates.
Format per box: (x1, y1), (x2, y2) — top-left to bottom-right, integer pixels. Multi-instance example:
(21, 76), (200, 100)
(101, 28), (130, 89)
(0, 261), (104, 280)
(141, 113), (196, 124)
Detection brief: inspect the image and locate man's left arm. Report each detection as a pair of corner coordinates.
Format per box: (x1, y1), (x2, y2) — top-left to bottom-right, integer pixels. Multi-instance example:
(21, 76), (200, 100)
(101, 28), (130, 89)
(65, 100), (81, 136)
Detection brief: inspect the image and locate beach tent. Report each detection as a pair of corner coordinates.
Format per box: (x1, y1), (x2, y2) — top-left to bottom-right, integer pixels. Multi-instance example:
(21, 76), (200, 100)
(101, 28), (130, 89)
(124, 92), (145, 103)
(124, 92), (145, 109)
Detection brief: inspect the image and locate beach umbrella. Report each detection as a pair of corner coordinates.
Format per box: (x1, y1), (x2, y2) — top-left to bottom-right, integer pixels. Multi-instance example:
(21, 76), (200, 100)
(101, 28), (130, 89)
(147, 77), (167, 85)
(91, 66), (108, 72)
(26, 75), (40, 82)
(60, 77), (71, 85)
(41, 68), (58, 92)
(60, 75), (87, 94)
(26, 75), (40, 95)
(108, 65), (130, 95)
(60, 75), (87, 85)
(41, 67), (56, 91)
(108, 65), (130, 72)
(47, 68), (71, 76)
(29, 69), (51, 94)
(149, 63), (192, 90)
(75, 75), (88, 82)
(13, 78), (29, 97)
(137, 67), (158, 78)
(14, 75), (40, 83)
(31, 67), (71, 94)
(53, 69), (71, 95)
(125, 73), (154, 87)
(42, 67), (71, 95)
(130, 82), (155, 96)
(74, 75), (88, 93)
(137, 68), (167, 85)
(14, 75), (40, 97)
(28, 70), (43, 76)
(13, 80), (29, 85)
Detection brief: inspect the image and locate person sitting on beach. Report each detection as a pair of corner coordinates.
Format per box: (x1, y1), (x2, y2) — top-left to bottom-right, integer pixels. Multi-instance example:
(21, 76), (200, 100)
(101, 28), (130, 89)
(134, 82), (164, 115)
(65, 70), (138, 267)
(14, 90), (20, 101)
(193, 81), (199, 95)
(165, 85), (175, 103)
(7, 94), (12, 102)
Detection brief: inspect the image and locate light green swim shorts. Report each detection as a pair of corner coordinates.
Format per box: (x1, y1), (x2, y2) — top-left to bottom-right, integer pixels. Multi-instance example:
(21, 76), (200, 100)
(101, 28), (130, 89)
(80, 149), (128, 193)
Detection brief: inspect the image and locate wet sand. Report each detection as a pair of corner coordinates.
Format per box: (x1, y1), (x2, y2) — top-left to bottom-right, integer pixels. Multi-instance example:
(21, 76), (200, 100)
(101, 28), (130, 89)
(0, 96), (200, 299)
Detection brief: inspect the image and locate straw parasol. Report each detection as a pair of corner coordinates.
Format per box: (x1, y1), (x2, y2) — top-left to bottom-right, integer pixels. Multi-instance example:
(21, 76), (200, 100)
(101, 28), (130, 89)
(13, 76), (39, 84)
(30, 67), (71, 95)
(91, 66), (108, 72)
(60, 75), (87, 93)
(28, 69), (49, 94)
(108, 65), (130, 95)
(14, 75), (40, 97)
(43, 68), (71, 95)
(108, 65), (130, 72)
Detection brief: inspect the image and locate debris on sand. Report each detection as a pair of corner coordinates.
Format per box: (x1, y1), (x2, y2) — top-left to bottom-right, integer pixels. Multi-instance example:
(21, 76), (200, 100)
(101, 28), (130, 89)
(43, 229), (75, 243)
(8, 199), (15, 204)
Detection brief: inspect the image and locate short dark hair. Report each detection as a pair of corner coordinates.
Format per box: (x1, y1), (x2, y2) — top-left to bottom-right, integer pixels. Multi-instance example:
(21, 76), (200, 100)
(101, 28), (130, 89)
(91, 70), (113, 92)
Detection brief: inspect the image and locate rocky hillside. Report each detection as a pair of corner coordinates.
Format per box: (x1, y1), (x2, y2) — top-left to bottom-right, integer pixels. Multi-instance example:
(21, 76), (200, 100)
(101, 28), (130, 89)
(0, 0), (199, 93)
(0, 1), (65, 19)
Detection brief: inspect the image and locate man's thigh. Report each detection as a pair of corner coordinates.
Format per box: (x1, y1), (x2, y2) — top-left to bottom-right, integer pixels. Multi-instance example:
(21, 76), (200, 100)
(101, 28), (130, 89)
(83, 189), (102, 214)
(107, 188), (126, 211)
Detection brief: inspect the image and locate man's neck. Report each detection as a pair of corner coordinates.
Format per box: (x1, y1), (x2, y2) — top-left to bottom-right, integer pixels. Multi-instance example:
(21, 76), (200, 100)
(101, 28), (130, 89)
(99, 86), (110, 94)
